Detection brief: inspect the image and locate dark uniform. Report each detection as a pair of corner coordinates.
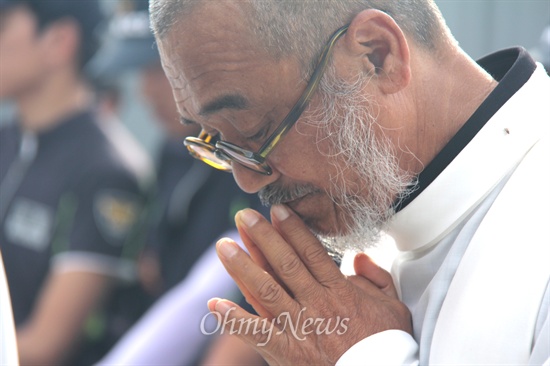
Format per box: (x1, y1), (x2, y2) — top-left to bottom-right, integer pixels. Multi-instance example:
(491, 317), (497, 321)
(0, 110), (148, 364)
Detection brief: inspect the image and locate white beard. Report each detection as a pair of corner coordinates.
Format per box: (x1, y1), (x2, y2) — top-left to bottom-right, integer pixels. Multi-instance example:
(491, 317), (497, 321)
(305, 67), (417, 258)
(258, 67), (417, 261)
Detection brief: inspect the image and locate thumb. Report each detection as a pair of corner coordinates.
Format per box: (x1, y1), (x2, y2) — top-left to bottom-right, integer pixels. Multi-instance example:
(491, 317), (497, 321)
(353, 252), (398, 298)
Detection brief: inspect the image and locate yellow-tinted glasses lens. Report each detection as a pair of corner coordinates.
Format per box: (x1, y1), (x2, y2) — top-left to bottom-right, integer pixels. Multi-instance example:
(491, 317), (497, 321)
(184, 137), (232, 172)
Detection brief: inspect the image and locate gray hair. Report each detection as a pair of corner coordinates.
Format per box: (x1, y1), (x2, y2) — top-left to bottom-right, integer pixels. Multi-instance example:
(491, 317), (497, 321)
(150, 0), (451, 77)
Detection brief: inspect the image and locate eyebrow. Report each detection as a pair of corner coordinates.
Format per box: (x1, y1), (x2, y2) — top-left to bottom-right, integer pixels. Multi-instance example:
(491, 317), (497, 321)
(199, 94), (249, 116)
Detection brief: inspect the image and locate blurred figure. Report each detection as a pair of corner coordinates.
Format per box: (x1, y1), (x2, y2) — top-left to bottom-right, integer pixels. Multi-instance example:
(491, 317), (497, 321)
(94, 81), (154, 192)
(0, 0), (149, 364)
(87, 1), (265, 364)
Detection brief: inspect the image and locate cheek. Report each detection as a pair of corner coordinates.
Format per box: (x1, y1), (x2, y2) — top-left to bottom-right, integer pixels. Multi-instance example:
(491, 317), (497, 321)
(0, 18), (45, 97)
(0, 45), (43, 98)
(271, 124), (334, 186)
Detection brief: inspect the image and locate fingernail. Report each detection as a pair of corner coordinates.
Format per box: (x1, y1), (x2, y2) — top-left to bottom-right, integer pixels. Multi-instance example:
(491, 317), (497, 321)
(215, 300), (234, 316)
(272, 204), (290, 221)
(217, 239), (239, 259)
(238, 209), (260, 227)
(207, 298), (220, 312)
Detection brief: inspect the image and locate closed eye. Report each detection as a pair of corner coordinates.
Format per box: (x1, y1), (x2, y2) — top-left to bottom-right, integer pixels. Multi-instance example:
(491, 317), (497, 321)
(179, 117), (196, 126)
(248, 120), (273, 142)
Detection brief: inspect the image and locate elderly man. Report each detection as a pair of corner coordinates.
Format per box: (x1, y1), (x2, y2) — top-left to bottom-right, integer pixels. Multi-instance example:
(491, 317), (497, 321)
(149, 0), (549, 364)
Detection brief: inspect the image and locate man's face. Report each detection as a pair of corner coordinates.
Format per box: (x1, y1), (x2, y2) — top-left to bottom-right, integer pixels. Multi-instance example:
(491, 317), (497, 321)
(157, 4), (411, 250)
(0, 5), (47, 100)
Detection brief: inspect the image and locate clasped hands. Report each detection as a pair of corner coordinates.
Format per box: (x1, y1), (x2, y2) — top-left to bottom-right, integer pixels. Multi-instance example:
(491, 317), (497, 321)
(208, 204), (412, 365)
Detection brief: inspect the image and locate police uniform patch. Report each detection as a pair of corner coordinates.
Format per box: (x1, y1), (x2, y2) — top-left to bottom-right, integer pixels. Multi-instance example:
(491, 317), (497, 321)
(4, 198), (54, 251)
(93, 190), (140, 245)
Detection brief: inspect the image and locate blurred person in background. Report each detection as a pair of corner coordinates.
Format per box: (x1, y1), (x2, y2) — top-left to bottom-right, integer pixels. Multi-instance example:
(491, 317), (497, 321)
(0, 0), (150, 364)
(87, 1), (265, 364)
(94, 80), (155, 192)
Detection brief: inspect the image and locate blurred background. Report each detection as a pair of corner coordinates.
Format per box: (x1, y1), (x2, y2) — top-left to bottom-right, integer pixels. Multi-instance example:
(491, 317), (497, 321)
(1, 0), (549, 157)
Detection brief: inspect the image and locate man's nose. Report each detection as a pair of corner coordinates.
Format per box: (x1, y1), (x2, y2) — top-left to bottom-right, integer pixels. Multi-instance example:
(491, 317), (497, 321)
(231, 162), (279, 194)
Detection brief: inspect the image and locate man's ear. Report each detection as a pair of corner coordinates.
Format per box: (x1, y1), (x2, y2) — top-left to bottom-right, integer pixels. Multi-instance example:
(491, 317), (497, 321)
(341, 9), (411, 95)
(40, 19), (80, 69)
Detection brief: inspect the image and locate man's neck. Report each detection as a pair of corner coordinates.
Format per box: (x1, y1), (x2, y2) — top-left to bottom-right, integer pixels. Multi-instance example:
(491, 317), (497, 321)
(17, 68), (93, 133)
(412, 47), (498, 172)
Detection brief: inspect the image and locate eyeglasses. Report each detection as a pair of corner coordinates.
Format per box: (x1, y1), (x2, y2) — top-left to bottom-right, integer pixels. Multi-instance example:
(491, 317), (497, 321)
(184, 25), (349, 175)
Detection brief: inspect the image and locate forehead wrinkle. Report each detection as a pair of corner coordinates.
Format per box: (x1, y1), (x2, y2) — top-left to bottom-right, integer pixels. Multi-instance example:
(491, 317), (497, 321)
(159, 10), (271, 106)
(184, 46), (261, 83)
(158, 12), (306, 135)
(162, 40), (263, 112)
(159, 53), (187, 90)
(168, 18), (262, 75)
(181, 53), (268, 119)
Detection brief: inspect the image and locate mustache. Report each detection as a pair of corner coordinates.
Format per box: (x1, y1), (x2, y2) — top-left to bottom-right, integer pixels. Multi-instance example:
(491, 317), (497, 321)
(258, 183), (321, 206)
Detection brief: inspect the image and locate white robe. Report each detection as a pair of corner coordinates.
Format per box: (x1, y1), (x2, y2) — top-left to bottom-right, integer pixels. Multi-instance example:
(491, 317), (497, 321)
(337, 64), (550, 365)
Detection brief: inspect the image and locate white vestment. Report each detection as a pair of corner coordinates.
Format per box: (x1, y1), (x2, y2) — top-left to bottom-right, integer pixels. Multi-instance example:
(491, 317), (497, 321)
(337, 55), (550, 365)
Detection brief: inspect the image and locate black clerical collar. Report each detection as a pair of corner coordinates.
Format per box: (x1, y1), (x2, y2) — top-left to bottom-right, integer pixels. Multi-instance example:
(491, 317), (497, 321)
(394, 47), (537, 212)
